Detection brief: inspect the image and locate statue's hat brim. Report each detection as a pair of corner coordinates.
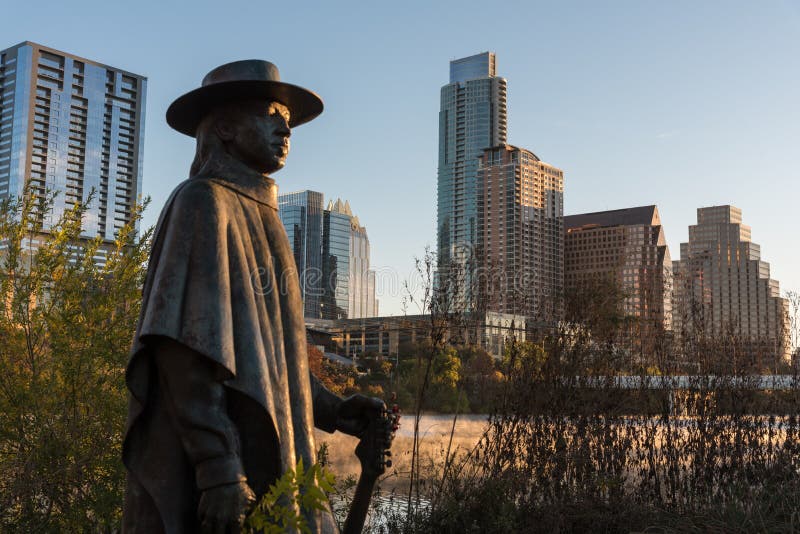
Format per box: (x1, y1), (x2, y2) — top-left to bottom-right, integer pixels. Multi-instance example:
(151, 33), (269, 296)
(166, 60), (323, 137)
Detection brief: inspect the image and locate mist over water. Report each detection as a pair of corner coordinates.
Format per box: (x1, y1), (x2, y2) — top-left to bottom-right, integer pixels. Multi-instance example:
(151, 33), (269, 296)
(316, 414), (489, 492)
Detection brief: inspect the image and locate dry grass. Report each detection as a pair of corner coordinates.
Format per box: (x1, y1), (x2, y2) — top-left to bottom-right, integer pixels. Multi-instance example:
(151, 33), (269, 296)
(316, 414), (488, 493)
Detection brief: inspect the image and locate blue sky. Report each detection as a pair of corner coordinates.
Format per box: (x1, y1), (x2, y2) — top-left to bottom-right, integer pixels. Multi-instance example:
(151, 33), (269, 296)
(6, 0), (799, 315)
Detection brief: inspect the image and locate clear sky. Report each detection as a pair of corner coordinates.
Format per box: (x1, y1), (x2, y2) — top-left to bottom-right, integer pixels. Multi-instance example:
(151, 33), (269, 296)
(6, 0), (799, 315)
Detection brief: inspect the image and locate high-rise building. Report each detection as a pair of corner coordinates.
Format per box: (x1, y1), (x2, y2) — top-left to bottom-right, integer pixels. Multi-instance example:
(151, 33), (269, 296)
(437, 52), (507, 301)
(672, 205), (788, 365)
(0, 42), (146, 245)
(279, 191), (378, 320)
(321, 199), (351, 320)
(564, 206), (673, 335)
(322, 198), (378, 320)
(345, 207), (378, 319)
(279, 190), (324, 318)
(477, 145), (564, 320)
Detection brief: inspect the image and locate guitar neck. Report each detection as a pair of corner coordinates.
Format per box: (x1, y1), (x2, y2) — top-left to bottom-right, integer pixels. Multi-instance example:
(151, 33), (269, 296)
(342, 401), (398, 534)
(342, 471), (378, 534)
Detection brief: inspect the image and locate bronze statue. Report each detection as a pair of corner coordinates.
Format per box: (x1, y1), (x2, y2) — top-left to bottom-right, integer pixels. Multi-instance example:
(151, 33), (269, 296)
(122, 60), (383, 534)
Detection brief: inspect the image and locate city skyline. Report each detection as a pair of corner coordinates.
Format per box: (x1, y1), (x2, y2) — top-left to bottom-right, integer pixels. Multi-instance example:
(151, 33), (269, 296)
(278, 190), (378, 320)
(3, 0), (798, 316)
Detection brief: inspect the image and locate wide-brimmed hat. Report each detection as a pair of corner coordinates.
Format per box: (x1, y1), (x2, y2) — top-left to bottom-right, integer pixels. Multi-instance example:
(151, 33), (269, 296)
(166, 59), (324, 137)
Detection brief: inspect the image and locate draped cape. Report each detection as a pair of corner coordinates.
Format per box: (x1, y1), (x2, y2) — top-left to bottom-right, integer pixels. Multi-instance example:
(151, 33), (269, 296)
(122, 162), (333, 533)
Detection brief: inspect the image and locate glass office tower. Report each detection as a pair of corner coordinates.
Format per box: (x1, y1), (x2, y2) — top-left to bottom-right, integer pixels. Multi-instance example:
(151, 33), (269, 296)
(322, 202), (351, 319)
(278, 190), (324, 319)
(0, 42), (146, 245)
(437, 52), (507, 307)
(279, 192), (378, 320)
(349, 219), (378, 319)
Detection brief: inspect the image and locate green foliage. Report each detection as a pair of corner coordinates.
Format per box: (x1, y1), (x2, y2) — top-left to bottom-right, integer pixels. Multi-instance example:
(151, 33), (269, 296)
(427, 347), (469, 413)
(460, 346), (501, 412)
(244, 460), (335, 534)
(0, 187), (150, 532)
(501, 340), (546, 377)
(431, 347), (461, 390)
(391, 344), (472, 413)
(316, 342), (503, 414)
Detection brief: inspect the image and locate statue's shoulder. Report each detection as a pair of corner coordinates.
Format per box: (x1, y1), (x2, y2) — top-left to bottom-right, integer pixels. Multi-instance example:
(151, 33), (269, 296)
(149, 178), (235, 250)
(152, 178), (233, 236)
(169, 176), (231, 208)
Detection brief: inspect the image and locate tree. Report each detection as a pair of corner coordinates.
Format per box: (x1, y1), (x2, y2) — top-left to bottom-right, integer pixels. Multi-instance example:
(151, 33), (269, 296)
(0, 188), (150, 531)
(564, 274), (632, 347)
(394, 343), (468, 413)
(459, 346), (500, 412)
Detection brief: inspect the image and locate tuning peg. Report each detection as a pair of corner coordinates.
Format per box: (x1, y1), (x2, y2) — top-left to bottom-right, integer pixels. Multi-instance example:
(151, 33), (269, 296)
(385, 450), (392, 457)
(385, 459), (393, 468)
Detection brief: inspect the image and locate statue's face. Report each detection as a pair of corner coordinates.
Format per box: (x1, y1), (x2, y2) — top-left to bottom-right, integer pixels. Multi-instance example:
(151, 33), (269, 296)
(226, 100), (292, 174)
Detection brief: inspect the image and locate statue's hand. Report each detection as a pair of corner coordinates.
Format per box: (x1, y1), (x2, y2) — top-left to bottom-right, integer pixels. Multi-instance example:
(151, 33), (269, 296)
(336, 394), (385, 437)
(198, 481), (256, 534)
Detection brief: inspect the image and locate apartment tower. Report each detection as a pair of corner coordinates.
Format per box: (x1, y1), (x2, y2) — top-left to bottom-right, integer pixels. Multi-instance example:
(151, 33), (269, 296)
(437, 52), (507, 305)
(477, 145), (564, 320)
(0, 42), (146, 246)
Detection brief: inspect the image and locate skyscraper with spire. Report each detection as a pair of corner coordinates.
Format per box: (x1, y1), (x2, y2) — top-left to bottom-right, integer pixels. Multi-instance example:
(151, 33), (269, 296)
(324, 198), (378, 320)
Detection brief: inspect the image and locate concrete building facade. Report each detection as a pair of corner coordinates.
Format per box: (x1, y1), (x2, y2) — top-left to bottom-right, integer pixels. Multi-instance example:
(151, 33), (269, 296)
(477, 144), (564, 321)
(564, 206), (673, 334)
(672, 205), (788, 365)
(306, 311), (526, 360)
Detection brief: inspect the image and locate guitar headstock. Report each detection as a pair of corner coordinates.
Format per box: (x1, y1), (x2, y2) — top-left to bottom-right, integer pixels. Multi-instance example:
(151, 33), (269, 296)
(355, 396), (400, 479)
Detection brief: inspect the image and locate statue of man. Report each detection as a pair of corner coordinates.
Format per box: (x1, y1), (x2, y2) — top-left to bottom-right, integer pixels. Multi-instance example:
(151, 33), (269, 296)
(122, 60), (380, 534)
